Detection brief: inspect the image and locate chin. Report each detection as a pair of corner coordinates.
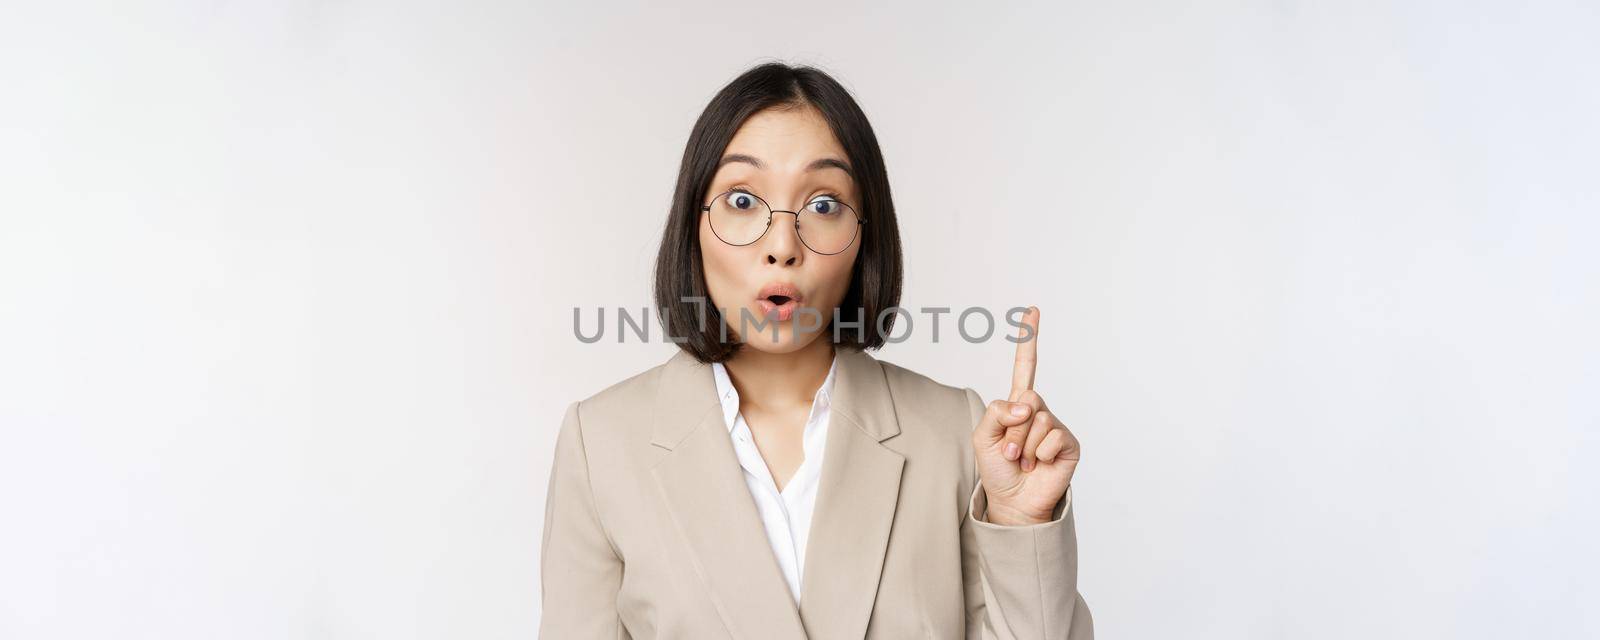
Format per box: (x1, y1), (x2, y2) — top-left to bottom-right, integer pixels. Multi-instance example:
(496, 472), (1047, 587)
(727, 318), (825, 355)
(739, 334), (812, 355)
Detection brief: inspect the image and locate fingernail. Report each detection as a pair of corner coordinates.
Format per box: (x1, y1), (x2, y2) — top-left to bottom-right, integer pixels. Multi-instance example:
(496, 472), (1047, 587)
(1021, 458), (1034, 472)
(1009, 404), (1029, 417)
(1004, 443), (1020, 460)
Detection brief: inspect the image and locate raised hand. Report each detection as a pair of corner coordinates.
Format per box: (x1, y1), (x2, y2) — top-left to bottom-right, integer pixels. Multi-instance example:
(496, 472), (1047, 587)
(971, 307), (1081, 526)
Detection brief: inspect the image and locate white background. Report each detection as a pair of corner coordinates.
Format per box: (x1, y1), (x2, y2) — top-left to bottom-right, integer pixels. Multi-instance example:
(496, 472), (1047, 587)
(3, 1), (1597, 638)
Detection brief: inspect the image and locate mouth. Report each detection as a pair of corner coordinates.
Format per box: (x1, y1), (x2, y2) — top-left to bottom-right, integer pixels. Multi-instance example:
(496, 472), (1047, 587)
(756, 283), (804, 322)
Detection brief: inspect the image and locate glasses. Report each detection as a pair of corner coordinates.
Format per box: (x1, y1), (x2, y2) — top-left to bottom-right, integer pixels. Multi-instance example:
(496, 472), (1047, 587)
(701, 189), (865, 255)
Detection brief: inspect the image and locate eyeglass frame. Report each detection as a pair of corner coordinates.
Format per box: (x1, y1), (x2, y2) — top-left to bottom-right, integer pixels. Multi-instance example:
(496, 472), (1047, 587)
(699, 188), (866, 255)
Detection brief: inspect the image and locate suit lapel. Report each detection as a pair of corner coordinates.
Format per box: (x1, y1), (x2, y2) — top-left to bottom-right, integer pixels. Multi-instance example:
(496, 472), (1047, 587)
(649, 351), (809, 640)
(798, 348), (905, 639)
(648, 348), (906, 640)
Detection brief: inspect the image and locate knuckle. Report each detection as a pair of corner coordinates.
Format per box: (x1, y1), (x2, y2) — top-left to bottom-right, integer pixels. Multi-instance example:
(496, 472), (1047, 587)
(1030, 419), (1052, 439)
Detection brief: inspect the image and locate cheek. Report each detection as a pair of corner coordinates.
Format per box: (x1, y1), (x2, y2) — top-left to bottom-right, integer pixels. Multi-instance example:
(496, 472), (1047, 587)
(815, 248), (861, 303)
(698, 219), (741, 300)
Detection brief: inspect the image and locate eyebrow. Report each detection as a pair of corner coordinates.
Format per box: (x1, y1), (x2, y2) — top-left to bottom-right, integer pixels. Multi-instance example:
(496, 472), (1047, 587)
(718, 154), (853, 176)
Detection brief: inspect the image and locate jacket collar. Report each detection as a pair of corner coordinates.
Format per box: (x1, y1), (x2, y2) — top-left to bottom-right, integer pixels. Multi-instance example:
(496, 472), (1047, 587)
(648, 347), (904, 639)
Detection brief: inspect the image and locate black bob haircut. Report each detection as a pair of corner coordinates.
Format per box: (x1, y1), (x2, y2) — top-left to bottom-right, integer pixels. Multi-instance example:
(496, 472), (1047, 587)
(653, 62), (904, 363)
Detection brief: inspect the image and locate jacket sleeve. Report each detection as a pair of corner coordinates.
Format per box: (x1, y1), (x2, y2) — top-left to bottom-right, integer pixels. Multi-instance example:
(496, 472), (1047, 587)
(539, 401), (629, 639)
(960, 388), (1094, 640)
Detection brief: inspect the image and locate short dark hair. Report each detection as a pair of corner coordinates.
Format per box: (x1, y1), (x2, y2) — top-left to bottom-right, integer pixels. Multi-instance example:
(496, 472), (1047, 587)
(654, 62), (904, 363)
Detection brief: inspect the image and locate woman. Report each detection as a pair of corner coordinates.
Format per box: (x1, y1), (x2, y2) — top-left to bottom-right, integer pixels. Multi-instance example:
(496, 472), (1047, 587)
(540, 63), (1093, 639)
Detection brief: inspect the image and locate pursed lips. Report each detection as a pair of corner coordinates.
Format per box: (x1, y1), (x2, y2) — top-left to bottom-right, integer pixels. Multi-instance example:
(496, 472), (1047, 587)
(755, 282), (803, 321)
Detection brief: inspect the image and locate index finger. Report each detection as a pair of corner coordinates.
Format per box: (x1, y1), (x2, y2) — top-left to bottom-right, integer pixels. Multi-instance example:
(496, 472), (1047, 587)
(1009, 306), (1040, 401)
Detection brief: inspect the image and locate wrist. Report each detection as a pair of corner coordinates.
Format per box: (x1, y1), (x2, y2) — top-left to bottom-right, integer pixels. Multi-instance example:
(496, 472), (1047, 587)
(981, 493), (1051, 526)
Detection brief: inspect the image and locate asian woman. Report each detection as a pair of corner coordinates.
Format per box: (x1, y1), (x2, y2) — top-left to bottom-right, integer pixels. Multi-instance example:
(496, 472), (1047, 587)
(539, 62), (1093, 640)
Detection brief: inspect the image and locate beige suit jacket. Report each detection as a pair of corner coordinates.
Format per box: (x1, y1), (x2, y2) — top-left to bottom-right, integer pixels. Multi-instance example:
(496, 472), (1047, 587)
(539, 347), (1093, 639)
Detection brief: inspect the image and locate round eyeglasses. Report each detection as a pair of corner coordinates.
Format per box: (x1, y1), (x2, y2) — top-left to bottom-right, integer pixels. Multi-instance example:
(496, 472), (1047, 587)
(701, 189), (865, 255)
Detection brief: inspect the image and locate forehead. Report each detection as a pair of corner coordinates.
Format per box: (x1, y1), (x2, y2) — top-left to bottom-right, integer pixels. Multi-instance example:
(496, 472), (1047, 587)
(722, 105), (846, 167)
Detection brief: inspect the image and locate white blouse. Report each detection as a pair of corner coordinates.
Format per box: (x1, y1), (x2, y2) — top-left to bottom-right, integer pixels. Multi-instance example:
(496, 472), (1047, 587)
(709, 355), (838, 605)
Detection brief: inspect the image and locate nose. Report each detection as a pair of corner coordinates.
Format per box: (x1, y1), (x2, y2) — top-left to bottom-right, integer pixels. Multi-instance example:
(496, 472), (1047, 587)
(762, 210), (803, 267)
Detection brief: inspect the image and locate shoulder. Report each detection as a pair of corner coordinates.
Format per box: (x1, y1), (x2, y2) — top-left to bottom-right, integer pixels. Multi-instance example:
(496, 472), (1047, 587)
(866, 354), (982, 487)
(872, 354), (985, 435)
(558, 352), (681, 440)
(579, 359), (668, 411)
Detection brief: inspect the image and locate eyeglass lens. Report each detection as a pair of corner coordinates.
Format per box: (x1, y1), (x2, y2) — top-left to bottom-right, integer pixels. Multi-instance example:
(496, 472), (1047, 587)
(705, 190), (860, 254)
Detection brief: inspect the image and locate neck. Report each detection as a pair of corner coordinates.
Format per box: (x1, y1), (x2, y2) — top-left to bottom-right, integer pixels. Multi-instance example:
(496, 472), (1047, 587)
(723, 338), (836, 411)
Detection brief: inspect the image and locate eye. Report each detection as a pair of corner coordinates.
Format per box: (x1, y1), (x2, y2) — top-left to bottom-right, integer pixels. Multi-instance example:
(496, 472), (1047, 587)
(724, 190), (760, 211)
(806, 195), (843, 216)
